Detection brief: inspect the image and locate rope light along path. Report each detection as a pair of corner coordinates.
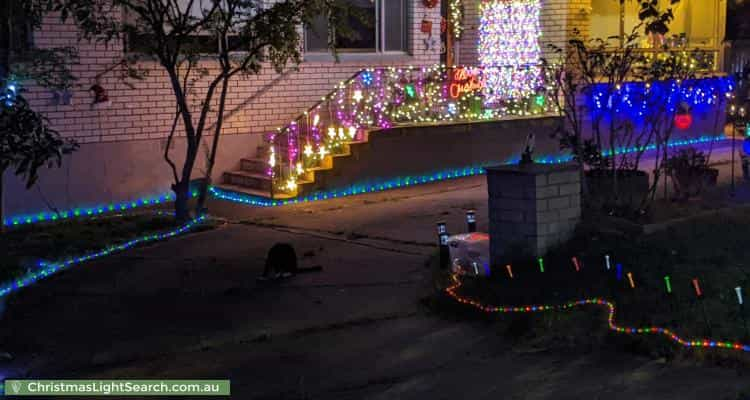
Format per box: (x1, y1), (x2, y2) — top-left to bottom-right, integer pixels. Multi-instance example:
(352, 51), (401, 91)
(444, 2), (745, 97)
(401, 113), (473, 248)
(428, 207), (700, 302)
(210, 135), (728, 208)
(445, 275), (750, 353)
(2, 190), (199, 229)
(0, 216), (206, 298)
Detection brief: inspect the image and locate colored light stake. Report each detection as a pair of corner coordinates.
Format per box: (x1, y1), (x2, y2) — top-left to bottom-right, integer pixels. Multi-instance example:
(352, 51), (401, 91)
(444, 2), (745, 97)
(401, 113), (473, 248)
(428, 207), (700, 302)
(692, 278), (703, 297)
(571, 256), (581, 272)
(664, 276), (672, 294)
(627, 272), (635, 289)
(616, 264), (622, 280)
(605, 254), (611, 270)
(506, 264), (513, 279)
(736, 286), (744, 306)
(537, 257), (544, 273)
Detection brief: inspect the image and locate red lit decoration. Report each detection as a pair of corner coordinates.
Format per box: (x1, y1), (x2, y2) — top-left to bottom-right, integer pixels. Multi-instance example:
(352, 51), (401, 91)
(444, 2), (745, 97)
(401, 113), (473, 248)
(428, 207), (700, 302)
(421, 18), (433, 34)
(423, 0), (439, 8)
(674, 113), (693, 130)
(449, 67), (484, 99)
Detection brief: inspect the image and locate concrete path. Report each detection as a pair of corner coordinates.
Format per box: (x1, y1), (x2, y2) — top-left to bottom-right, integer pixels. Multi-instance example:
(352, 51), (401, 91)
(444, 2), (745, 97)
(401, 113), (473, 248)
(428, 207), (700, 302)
(1, 142), (749, 399)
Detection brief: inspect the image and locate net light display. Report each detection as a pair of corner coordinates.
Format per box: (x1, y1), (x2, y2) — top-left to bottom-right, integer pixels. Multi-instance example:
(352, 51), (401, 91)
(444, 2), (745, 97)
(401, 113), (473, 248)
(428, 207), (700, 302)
(478, 0), (543, 103)
(445, 275), (750, 353)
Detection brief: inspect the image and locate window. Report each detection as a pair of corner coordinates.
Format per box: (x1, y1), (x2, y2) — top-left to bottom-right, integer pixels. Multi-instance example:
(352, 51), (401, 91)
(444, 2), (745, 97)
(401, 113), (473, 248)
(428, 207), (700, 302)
(0, 0), (33, 58)
(305, 0), (407, 53)
(590, 0), (721, 49)
(124, 0), (233, 54)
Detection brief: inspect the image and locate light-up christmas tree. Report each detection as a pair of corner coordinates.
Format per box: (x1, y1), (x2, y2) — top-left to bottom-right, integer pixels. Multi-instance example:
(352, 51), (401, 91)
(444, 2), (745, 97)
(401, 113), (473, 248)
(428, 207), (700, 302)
(478, 0), (542, 103)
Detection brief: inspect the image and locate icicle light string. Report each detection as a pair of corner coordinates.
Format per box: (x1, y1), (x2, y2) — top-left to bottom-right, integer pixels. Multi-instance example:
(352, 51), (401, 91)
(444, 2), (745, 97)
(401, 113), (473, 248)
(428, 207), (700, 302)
(445, 275), (750, 353)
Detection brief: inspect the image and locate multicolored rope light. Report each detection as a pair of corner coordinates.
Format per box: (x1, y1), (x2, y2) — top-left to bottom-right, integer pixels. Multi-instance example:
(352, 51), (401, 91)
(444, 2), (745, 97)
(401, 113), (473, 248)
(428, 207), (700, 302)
(3, 191), (198, 229)
(445, 275), (750, 353)
(0, 216), (206, 298)
(213, 134), (730, 207)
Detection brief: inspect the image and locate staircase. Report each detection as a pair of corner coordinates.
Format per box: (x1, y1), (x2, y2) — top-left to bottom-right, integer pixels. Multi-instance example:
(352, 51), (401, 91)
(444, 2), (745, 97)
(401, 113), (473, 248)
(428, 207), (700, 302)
(220, 137), (369, 199)
(216, 65), (557, 200)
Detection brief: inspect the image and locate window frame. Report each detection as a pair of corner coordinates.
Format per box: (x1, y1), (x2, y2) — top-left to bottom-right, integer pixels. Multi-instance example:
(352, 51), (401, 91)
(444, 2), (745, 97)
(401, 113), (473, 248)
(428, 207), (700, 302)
(590, 0), (722, 50)
(304, 0), (409, 55)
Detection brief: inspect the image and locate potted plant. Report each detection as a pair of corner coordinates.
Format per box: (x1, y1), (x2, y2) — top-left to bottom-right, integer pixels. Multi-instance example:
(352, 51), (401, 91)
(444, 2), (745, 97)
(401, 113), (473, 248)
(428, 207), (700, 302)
(664, 147), (719, 201)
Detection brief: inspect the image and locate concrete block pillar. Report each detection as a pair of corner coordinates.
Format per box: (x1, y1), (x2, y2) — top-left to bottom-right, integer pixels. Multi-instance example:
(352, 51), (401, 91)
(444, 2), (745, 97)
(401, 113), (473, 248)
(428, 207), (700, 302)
(486, 163), (581, 263)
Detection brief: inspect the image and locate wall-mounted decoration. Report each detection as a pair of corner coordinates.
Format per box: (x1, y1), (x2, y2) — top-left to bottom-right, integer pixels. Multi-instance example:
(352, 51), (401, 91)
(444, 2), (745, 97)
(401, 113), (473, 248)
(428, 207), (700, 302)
(51, 89), (73, 106)
(421, 17), (433, 34)
(89, 84), (111, 109)
(422, 0), (439, 8)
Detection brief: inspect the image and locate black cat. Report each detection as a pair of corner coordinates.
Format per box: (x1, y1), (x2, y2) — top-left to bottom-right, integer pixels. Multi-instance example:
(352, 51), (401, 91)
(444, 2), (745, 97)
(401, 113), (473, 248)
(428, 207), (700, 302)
(258, 243), (322, 281)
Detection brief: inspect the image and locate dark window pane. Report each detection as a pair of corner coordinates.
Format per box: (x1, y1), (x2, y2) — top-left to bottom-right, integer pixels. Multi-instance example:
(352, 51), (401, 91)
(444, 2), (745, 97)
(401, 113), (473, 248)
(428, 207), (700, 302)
(306, 15), (329, 52)
(384, 0), (405, 51)
(126, 33), (218, 54)
(0, 0), (32, 56)
(336, 0), (376, 51)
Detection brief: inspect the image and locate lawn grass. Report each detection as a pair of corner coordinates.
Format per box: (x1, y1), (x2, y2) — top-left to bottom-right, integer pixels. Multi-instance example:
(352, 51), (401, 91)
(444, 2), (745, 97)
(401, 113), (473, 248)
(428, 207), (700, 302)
(0, 212), (200, 285)
(441, 207), (750, 360)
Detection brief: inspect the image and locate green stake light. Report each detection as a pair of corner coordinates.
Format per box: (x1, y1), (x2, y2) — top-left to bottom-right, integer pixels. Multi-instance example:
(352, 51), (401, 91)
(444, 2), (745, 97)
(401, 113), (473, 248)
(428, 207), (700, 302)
(664, 276), (672, 294)
(538, 257), (544, 273)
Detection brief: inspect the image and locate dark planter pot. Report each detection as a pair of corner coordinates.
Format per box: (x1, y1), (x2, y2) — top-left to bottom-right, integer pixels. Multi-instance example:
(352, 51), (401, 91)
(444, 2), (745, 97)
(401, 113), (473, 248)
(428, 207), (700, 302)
(670, 167), (718, 200)
(585, 170), (650, 213)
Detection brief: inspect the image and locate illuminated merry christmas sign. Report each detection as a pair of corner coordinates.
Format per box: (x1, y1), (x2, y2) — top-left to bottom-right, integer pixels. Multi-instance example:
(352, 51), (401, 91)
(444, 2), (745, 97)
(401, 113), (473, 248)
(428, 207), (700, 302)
(449, 67), (484, 98)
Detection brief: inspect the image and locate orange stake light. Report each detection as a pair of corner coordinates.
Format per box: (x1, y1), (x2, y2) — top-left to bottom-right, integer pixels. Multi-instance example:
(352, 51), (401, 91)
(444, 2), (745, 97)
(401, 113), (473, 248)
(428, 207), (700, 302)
(627, 272), (635, 289)
(506, 264), (513, 279)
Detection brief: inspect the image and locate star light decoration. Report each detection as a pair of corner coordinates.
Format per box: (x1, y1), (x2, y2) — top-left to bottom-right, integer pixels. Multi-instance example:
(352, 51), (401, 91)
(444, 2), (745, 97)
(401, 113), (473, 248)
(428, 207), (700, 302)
(478, 0), (543, 103)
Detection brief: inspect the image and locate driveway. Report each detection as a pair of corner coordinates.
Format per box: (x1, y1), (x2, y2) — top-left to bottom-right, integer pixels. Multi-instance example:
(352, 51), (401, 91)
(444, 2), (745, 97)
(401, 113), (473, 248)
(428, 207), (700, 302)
(1, 145), (749, 399)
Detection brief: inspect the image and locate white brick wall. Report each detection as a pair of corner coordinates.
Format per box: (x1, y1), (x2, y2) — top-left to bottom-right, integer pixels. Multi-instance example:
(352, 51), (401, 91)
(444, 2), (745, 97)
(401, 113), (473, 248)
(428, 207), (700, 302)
(27, 1), (442, 145)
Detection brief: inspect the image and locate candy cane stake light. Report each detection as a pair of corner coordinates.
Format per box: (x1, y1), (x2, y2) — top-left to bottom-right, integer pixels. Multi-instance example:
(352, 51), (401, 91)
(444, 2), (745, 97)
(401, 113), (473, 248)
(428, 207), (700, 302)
(572, 256), (581, 272)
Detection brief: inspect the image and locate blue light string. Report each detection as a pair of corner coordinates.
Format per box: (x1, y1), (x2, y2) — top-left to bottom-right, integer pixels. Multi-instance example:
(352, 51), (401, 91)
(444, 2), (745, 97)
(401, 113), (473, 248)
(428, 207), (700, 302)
(210, 134), (729, 207)
(0, 216), (206, 298)
(587, 77), (735, 121)
(2, 191), (198, 229)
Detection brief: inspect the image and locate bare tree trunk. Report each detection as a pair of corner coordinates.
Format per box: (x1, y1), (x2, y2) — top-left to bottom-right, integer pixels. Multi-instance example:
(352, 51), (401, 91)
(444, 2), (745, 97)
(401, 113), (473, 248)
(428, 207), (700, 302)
(195, 75), (229, 215)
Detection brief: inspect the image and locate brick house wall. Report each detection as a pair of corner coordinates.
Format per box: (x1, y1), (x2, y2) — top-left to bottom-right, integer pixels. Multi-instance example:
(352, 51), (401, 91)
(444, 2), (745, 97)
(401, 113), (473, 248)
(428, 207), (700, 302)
(4, 0), (583, 218)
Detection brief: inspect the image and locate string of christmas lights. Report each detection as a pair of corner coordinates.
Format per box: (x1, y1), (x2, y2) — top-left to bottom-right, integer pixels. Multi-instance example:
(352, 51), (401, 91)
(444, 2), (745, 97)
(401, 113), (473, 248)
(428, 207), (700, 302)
(213, 134), (729, 207)
(449, 0), (464, 39)
(0, 215), (207, 298)
(478, 0), (543, 102)
(269, 64), (557, 194)
(445, 275), (750, 353)
(2, 190), (198, 229)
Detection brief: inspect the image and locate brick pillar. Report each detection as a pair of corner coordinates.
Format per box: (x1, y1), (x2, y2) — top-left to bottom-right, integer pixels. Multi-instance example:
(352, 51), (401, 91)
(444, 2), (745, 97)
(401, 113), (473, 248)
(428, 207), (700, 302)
(486, 163), (581, 263)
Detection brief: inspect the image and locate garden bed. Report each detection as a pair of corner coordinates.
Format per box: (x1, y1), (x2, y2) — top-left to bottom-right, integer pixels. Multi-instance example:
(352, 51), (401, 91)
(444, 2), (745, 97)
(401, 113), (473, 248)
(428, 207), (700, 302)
(0, 212), (215, 290)
(435, 207), (750, 362)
